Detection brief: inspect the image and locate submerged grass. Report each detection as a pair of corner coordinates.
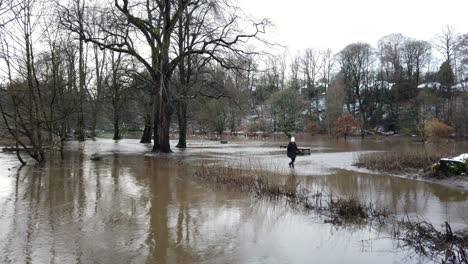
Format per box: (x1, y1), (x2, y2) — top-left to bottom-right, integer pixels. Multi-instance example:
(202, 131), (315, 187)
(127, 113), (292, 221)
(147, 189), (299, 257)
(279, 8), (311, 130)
(193, 164), (468, 263)
(355, 149), (452, 173)
(395, 220), (468, 264)
(193, 164), (388, 225)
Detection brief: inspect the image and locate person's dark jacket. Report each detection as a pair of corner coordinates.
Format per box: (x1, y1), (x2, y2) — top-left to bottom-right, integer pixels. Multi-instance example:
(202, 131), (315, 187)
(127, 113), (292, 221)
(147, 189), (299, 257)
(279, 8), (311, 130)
(287, 142), (300, 158)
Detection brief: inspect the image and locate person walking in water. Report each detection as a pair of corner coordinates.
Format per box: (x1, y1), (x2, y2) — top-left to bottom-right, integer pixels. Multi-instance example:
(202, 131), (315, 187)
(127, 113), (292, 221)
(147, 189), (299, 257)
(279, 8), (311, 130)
(287, 137), (300, 168)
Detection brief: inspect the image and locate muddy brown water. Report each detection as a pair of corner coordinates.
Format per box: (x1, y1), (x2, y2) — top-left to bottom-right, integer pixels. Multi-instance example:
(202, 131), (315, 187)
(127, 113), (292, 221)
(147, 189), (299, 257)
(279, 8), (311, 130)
(0, 137), (467, 263)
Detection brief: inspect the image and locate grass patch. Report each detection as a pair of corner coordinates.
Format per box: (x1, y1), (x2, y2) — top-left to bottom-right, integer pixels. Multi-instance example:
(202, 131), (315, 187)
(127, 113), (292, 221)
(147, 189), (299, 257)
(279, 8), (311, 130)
(355, 149), (452, 173)
(193, 165), (388, 225)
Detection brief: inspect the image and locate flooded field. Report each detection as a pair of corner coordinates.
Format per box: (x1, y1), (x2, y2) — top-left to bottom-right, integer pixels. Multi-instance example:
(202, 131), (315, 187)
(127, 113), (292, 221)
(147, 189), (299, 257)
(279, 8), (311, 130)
(0, 137), (467, 263)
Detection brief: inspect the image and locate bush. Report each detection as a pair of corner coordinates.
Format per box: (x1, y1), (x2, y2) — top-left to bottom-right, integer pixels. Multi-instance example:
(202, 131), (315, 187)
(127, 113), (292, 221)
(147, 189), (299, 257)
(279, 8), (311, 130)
(304, 121), (320, 136)
(330, 198), (367, 220)
(432, 160), (468, 177)
(247, 119), (267, 133)
(424, 118), (454, 139)
(335, 114), (360, 139)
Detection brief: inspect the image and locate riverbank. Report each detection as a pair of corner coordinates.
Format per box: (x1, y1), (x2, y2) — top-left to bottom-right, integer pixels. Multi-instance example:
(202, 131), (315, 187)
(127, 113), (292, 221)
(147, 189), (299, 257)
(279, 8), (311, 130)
(355, 149), (468, 190)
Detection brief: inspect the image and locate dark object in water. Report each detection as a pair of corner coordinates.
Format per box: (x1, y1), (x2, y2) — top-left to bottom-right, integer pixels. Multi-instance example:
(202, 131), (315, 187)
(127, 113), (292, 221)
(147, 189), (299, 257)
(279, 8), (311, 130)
(90, 154), (102, 161)
(2, 147), (27, 152)
(220, 140), (228, 144)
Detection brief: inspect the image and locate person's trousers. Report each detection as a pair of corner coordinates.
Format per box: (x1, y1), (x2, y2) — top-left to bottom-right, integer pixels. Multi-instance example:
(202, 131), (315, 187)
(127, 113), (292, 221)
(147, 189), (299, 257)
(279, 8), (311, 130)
(289, 157), (295, 167)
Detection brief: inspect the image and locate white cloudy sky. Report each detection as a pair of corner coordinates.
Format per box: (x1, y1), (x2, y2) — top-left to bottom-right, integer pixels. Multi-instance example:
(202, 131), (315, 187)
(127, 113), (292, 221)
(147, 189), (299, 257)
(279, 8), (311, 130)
(238, 0), (468, 55)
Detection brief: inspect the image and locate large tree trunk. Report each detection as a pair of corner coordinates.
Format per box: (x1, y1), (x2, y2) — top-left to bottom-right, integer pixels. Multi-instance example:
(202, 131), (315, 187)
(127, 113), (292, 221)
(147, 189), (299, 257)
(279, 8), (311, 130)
(140, 113), (152, 143)
(91, 112), (98, 138)
(153, 21), (172, 153)
(175, 15), (188, 149)
(141, 125), (152, 143)
(154, 76), (172, 153)
(112, 110), (120, 140)
(175, 99), (187, 148)
(141, 94), (153, 143)
(152, 77), (161, 151)
(152, 113), (160, 151)
(158, 113), (172, 153)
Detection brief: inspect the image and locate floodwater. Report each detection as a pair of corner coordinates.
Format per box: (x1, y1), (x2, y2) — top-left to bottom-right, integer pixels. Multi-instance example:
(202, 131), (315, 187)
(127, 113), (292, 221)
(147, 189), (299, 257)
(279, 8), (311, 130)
(0, 137), (467, 263)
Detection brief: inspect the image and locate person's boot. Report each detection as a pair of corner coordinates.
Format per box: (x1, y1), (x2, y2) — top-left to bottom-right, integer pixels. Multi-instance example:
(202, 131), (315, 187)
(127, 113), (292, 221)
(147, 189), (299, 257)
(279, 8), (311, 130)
(292, 163), (294, 168)
(288, 162), (291, 168)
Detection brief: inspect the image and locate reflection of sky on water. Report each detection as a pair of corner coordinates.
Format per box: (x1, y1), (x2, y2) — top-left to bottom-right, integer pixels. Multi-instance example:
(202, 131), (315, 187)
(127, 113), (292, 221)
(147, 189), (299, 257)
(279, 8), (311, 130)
(0, 138), (466, 263)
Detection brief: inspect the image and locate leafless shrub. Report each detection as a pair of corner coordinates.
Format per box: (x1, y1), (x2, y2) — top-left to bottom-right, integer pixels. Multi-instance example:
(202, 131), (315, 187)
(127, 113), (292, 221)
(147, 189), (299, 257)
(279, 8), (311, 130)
(395, 220), (468, 264)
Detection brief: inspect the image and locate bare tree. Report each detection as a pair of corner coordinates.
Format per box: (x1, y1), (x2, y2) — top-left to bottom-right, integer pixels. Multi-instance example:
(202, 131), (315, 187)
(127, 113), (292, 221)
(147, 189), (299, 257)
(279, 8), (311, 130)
(302, 49), (321, 91)
(401, 39), (432, 85)
(89, 44), (106, 138)
(435, 25), (459, 64)
(458, 33), (468, 84)
(61, 0), (269, 153)
(339, 42), (373, 137)
(377, 33), (406, 83)
(321, 49), (336, 90)
(325, 72), (345, 136)
(298, 49), (319, 123)
(107, 51), (126, 140)
(60, 0), (89, 140)
(0, 0), (74, 163)
(41, 18), (79, 158)
(289, 55), (301, 91)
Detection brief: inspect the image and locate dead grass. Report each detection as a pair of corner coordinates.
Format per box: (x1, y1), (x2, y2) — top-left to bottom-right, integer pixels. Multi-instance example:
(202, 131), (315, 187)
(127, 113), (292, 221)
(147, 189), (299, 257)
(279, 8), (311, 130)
(0, 137), (15, 146)
(395, 220), (468, 263)
(355, 149), (452, 172)
(193, 164), (388, 225)
(193, 164), (468, 262)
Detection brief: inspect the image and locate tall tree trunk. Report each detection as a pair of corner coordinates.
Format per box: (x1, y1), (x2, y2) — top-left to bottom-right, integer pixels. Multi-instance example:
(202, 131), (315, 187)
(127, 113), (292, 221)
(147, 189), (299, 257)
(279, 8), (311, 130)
(91, 111), (98, 138)
(157, 0), (175, 153)
(111, 51), (121, 140)
(175, 101), (187, 148)
(152, 112), (160, 151)
(175, 13), (188, 149)
(155, 75), (172, 153)
(91, 45), (103, 138)
(76, 0), (86, 141)
(140, 113), (153, 143)
(152, 75), (161, 151)
(113, 110), (120, 140)
(77, 41), (85, 141)
(25, 12), (44, 163)
(358, 98), (365, 139)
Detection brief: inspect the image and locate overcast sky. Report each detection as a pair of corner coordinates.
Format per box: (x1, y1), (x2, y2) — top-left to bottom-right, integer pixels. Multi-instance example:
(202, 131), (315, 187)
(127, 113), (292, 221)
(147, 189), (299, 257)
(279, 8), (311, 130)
(238, 0), (468, 56)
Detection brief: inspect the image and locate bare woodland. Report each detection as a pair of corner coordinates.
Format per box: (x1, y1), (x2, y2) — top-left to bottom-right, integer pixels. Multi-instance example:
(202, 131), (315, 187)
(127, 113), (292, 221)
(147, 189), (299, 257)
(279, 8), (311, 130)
(1, 1), (468, 164)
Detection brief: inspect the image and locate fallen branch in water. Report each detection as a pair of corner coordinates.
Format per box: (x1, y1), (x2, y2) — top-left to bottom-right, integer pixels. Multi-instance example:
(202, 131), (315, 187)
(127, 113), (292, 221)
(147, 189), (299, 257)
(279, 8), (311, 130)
(395, 219), (468, 264)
